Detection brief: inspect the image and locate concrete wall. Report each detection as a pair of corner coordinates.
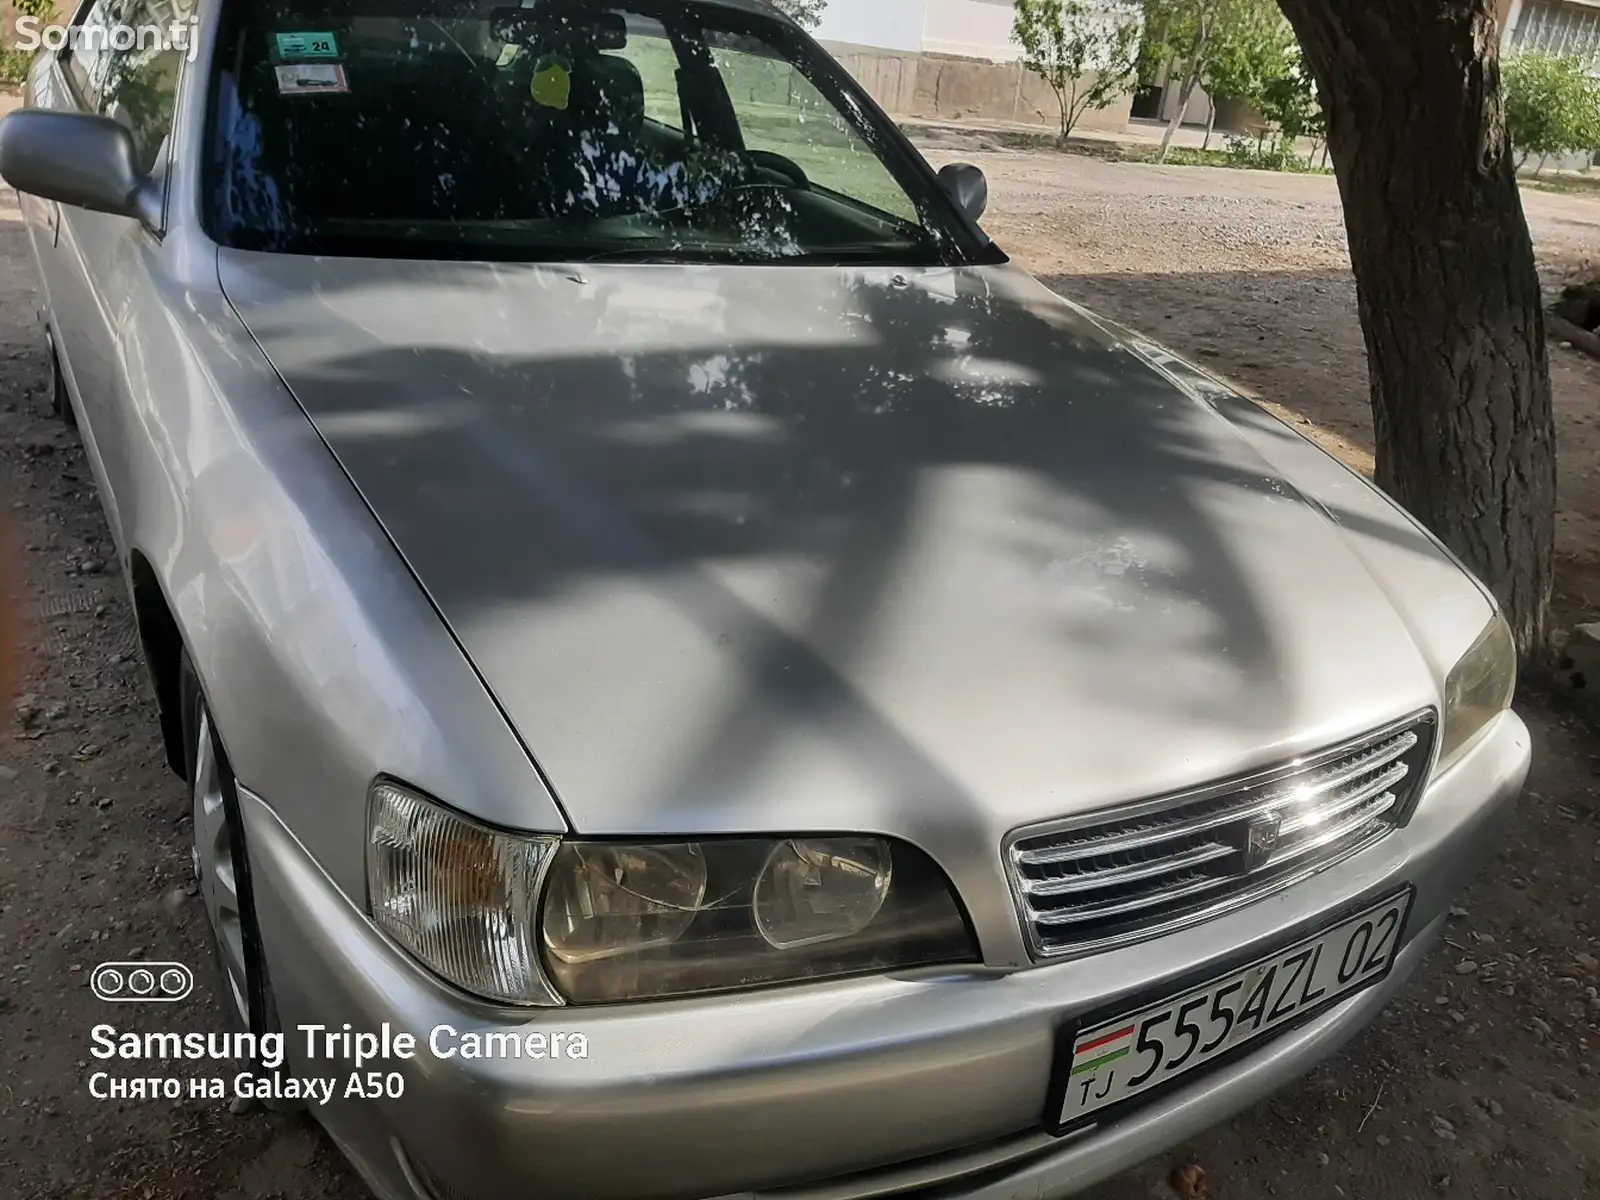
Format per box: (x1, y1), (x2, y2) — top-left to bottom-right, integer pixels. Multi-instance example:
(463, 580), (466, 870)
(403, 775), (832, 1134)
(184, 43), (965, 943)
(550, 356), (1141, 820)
(824, 41), (925, 115)
(822, 40), (1135, 133)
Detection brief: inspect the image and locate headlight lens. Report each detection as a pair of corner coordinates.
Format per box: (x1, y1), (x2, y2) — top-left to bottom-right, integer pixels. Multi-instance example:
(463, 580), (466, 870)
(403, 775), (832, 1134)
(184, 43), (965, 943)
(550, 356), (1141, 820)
(1438, 611), (1517, 772)
(540, 836), (975, 1003)
(541, 843), (708, 964)
(753, 838), (892, 949)
(367, 781), (561, 1005)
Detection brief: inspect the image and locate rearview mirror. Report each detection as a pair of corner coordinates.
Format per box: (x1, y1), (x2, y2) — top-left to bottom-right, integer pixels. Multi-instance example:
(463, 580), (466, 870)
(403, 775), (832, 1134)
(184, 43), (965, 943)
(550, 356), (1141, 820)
(937, 162), (988, 224)
(0, 110), (162, 230)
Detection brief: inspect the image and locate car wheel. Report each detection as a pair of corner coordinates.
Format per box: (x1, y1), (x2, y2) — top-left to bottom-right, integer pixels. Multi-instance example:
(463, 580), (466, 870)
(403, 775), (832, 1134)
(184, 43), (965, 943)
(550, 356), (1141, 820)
(180, 652), (301, 1111)
(46, 335), (76, 428)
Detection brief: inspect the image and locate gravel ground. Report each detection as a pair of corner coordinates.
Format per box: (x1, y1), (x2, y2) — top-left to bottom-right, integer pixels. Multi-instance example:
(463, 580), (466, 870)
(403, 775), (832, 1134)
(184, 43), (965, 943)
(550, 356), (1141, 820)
(1, 143), (1598, 1200)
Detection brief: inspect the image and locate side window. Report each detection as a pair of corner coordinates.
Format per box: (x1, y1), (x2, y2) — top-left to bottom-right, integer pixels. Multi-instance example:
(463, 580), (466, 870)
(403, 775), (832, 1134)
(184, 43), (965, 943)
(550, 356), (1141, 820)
(611, 23), (685, 130)
(65, 0), (196, 174)
(64, 0), (128, 110)
(708, 35), (919, 224)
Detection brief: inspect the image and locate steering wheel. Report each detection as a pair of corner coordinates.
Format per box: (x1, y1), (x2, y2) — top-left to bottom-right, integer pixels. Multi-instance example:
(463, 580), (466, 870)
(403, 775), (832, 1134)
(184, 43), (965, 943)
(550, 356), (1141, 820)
(746, 149), (809, 190)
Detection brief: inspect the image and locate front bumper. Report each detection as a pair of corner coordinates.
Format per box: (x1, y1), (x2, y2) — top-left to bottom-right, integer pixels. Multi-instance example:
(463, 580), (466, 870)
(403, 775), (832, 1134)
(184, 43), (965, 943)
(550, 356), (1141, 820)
(242, 711), (1529, 1200)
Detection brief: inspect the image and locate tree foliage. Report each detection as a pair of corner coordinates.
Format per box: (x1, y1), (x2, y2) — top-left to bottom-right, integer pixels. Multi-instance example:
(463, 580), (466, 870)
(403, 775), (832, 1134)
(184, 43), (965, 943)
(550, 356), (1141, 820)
(1013, 0), (1143, 139)
(3, 0), (55, 83)
(1161, 2), (1323, 166)
(770, 0), (827, 30)
(1255, 38), (1323, 153)
(1142, 0), (1280, 159)
(1502, 51), (1600, 171)
(1199, 0), (1288, 105)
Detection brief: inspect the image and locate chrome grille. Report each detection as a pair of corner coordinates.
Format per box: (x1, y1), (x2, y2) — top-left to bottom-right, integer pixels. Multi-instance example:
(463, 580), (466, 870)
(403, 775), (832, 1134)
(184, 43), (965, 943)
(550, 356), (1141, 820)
(1007, 713), (1435, 959)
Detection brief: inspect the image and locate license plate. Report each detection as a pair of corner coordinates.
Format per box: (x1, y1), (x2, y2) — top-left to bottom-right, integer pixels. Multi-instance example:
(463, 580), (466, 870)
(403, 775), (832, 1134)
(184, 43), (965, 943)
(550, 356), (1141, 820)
(1056, 890), (1413, 1130)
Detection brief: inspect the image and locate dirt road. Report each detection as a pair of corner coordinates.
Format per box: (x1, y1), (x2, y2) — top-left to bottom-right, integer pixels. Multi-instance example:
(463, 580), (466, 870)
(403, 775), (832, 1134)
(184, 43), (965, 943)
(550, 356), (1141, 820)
(1, 144), (1597, 1200)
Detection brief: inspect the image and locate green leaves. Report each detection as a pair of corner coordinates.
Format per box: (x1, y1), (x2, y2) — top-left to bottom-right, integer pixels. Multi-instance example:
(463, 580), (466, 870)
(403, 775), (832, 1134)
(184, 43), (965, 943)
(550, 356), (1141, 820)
(1201, 2), (1291, 105)
(1012, 0), (1143, 138)
(1503, 52), (1600, 168)
(770, 0), (827, 31)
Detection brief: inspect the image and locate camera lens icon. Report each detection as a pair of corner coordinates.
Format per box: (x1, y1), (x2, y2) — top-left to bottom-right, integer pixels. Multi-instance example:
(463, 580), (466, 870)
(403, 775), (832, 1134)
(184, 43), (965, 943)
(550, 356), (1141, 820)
(92, 961), (193, 1003)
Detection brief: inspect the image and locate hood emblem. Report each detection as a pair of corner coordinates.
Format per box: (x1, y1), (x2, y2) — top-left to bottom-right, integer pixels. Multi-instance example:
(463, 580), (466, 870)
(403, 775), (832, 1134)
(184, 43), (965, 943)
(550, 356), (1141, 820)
(1243, 813), (1282, 872)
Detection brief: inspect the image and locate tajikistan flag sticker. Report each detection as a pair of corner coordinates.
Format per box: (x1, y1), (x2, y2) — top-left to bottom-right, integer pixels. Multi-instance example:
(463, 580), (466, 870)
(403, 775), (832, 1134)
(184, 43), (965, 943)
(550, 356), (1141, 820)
(1070, 1022), (1136, 1077)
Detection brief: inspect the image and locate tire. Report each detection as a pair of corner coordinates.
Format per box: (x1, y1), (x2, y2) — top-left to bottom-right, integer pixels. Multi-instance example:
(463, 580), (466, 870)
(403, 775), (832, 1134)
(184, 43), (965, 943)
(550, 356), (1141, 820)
(46, 335), (76, 428)
(180, 652), (301, 1112)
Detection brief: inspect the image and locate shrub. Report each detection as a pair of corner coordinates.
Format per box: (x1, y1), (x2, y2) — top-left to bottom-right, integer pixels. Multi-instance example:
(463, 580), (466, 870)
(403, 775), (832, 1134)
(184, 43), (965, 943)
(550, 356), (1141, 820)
(769, 0), (826, 30)
(1503, 51), (1600, 172)
(0, 50), (31, 87)
(1014, 0), (1143, 139)
(1222, 134), (1306, 171)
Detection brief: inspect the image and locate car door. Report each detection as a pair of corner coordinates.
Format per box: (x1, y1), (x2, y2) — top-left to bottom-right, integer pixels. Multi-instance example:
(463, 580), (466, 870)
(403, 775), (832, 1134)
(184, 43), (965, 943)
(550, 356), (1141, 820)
(20, 0), (117, 417)
(42, 0), (194, 544)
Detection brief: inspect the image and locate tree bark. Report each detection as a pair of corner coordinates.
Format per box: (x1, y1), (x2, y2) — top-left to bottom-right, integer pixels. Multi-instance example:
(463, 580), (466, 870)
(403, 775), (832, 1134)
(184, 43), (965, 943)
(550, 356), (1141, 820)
(1202, 101), (1217, 151)
(1159, 60), (1201, 161)
(1276, 0), (1555, 659)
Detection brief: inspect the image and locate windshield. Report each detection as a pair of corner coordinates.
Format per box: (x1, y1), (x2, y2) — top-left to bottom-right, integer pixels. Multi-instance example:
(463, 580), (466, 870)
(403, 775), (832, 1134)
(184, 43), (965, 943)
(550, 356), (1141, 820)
(202, 0), (990, 265)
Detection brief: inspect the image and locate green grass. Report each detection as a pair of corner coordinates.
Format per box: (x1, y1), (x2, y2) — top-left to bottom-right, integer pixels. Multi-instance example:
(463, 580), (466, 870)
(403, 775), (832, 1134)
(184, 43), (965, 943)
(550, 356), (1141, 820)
(901, 120), (1334, 175)
(1521, 172), (1600, 195)
(0, 50), (32, 87)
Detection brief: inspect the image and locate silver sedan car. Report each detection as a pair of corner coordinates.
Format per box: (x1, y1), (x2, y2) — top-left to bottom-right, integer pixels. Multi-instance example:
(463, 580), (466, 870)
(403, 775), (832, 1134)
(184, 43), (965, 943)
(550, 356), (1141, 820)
(3, 0), (1529, 1197)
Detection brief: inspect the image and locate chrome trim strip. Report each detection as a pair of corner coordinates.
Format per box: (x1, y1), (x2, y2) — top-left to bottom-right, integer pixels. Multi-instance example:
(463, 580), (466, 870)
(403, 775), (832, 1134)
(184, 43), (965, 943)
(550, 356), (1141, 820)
(1021, 828), (1393, 961)
(1033, 871), (1236, 927)
(1013, 729), (1419, 867)
(1021, 840), (1238, 897)
(1267, 793), (1397, 867)
(1260, 729), (1417, 806)
(1002, 710), (1436, 961)
(1278, 763), (1408, 836)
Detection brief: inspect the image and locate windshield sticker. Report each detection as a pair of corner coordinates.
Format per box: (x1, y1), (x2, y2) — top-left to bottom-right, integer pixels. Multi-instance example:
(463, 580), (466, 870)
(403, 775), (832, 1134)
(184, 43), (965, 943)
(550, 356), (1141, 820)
(275, 62), (349, 95)
(530, 56), (572, 110)
(274, 31), (341, 60)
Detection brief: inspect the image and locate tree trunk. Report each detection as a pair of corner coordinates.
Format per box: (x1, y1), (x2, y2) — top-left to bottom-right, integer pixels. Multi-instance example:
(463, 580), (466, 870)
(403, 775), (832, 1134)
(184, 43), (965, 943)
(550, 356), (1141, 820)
(1276, 0), (1555, 659)
(1159, 61), (1202, 162)
(1202, 101), (1217, 151)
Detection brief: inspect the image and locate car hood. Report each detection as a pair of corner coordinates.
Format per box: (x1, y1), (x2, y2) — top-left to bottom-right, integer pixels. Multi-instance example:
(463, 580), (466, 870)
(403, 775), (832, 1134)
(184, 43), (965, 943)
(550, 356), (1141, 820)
(219, 253), (1443, 852)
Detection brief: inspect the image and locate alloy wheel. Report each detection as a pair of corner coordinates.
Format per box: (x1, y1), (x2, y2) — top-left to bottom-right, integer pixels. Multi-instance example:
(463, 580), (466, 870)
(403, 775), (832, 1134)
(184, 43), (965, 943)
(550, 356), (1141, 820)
(191, 708), (249, 1026)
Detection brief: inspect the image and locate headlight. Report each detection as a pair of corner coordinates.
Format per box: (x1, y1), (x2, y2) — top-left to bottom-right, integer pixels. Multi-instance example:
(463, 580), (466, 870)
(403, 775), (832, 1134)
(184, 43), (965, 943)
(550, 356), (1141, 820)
(367, 781), (562, 1005)
(1437, 611), (1517, 772)
(368, 784), (977, 1006)
(541, 843), (709, 964)
(540, 836), (975, 1003)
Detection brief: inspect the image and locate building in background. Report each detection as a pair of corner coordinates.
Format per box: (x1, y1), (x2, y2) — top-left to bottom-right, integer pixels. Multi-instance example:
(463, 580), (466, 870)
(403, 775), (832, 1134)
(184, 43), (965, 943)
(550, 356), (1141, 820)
(816, 0), (1023, 62)
(811, 0), (1139, 133)
(807, 1), (1589, 146)
(1502, 0), (1600, 64)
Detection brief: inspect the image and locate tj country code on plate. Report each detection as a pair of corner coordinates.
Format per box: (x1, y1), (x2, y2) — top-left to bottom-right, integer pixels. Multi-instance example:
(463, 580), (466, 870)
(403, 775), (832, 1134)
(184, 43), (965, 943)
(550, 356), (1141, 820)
(1059, 890), (1412, 1127)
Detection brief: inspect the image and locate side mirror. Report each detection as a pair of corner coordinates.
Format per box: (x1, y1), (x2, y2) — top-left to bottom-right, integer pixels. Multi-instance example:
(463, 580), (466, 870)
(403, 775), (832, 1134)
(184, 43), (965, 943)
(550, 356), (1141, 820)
(0, 109), (161, 230)
(937, 162), (988, 224)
